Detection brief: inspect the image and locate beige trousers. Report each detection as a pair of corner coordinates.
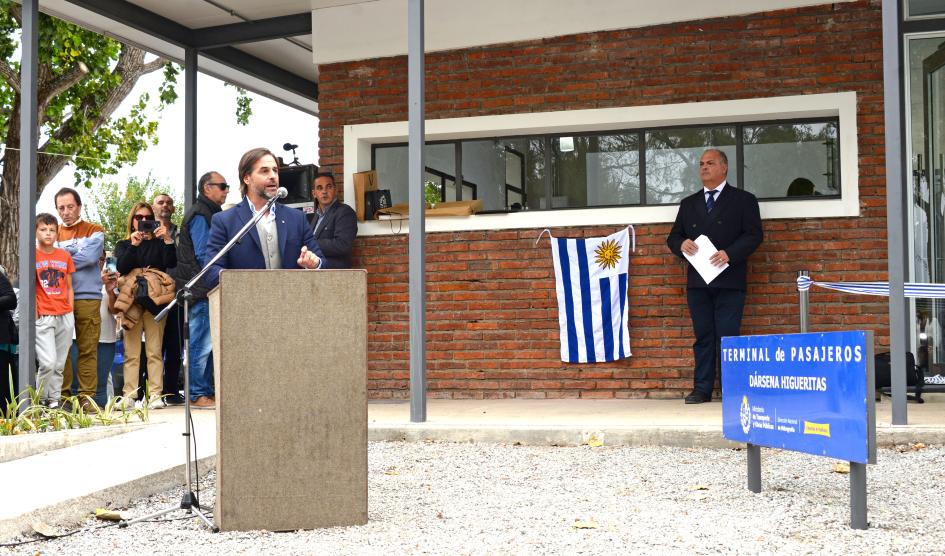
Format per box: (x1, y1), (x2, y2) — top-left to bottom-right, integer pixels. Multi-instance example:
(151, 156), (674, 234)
(122, 311), (166, 400)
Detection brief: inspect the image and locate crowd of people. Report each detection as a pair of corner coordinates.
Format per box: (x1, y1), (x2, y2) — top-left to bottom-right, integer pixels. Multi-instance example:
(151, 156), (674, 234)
(0, 148), (357, 413)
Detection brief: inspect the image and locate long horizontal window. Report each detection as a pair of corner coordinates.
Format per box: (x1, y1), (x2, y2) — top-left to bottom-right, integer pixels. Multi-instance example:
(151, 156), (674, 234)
(371, 118), (840, 213)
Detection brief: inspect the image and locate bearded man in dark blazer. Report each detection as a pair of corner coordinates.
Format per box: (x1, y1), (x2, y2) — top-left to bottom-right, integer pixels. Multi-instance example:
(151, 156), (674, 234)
(666, 148), (763, 404)
(307, 172), (358, 269)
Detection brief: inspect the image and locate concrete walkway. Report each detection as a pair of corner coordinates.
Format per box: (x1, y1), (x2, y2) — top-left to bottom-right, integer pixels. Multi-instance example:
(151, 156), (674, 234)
(1, 396), (943, 540)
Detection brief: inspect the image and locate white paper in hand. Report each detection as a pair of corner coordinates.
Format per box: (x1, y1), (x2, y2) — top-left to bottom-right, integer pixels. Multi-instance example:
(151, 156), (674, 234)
(683, 235), (728, 285)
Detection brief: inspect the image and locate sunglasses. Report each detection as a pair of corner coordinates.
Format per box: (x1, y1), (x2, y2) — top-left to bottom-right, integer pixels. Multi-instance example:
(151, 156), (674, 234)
(133, 214), (154, 221)
(208, 182), (230, 191)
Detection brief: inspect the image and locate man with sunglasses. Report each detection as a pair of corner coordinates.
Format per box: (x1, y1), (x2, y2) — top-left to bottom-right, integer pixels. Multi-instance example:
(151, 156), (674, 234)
(169, 171), (229, 409)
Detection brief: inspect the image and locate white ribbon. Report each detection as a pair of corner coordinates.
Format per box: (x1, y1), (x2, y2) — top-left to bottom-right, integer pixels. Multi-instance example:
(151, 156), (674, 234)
(796, 275), (945, 299)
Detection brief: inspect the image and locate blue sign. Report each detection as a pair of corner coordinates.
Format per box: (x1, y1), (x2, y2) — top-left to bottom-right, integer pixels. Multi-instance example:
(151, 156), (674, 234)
(722, 331), (875, 464)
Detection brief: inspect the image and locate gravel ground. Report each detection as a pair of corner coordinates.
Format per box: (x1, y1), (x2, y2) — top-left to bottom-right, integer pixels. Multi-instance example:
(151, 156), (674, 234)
(3, 441), (944, 555)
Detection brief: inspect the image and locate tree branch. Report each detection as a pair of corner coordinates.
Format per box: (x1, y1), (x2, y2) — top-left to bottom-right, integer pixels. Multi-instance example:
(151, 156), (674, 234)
(43, 62), (89, 101)
(0, 59), (19, 93)
(141, 58), (167, 75)
(36, 45), (166, 187)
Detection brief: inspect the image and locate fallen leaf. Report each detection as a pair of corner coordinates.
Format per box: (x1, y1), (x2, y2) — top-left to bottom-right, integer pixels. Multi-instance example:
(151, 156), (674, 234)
(912, 443), (927, 451)
(689, 485), (709, 491)
(29, 521), (59, 538)
(573, 519), (599, 529)
(583, 431), (604, 447)
(94, 508), (126, 521)
(832, 462), (850, 474)
(384, 468), (400, 476)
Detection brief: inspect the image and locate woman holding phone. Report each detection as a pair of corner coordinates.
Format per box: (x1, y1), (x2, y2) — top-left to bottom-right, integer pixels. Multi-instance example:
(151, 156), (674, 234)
(115, 202), (176, 408)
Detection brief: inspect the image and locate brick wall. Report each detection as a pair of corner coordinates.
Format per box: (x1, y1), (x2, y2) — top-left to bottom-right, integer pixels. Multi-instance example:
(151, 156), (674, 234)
(316, 1), (889, 399)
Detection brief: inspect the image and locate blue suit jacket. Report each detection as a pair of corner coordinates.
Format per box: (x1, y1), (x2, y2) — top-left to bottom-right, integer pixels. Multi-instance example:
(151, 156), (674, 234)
(203, 198), (326, 289)
(666, 183), (763, 290)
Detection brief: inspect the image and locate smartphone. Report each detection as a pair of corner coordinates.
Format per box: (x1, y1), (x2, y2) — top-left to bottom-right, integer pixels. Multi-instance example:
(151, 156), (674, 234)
(138, 219), (160, 233)
(105, 256), (117, 273)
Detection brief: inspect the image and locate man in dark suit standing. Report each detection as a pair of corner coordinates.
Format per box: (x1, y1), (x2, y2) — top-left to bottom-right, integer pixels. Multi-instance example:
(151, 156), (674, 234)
(307, 172), (358, 269)
(667, 149), (763, 404)
(203, 148), (326, 290)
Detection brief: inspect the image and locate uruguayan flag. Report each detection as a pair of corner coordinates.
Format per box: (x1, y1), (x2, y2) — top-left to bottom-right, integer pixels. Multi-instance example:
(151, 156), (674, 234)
(548, 227), (633, 363)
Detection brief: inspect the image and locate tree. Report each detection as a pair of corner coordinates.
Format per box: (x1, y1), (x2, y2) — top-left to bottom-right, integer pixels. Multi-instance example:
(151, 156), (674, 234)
(86, 175), (183, 251)
(0, 1), (177, 278)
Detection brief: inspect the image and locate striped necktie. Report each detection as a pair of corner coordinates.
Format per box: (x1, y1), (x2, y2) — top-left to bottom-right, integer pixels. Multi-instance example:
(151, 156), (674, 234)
(706, 190), (717, 213)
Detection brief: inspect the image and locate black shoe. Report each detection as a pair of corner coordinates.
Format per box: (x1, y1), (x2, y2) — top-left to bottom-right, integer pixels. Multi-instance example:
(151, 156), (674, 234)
(164, 393), (186, 406)
(684, 390), (712, 404)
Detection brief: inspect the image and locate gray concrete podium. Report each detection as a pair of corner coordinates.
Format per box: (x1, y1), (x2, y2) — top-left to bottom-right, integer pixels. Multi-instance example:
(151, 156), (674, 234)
(208, 270), (367, 531)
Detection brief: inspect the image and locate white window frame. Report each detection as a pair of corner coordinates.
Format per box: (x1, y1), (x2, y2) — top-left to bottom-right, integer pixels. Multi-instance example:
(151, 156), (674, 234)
(343, 92), (859, 236)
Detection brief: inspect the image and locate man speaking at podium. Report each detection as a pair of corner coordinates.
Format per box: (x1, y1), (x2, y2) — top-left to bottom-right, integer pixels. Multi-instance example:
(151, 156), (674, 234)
(203, 147), (326, 289)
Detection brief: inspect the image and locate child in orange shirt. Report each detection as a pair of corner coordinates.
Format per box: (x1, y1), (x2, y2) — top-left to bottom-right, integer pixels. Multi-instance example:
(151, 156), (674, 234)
(35, 213), (75, 408)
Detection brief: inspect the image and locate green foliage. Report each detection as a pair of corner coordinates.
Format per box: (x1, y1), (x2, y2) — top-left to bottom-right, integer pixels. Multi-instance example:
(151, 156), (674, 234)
(424, 180), (440, 207)
(159, 62), (179, 106)
(224, 82), (253, 126)
(1, 371), (146, 436)
(0, 1), (177, 187)
(86, 174), (183, 250)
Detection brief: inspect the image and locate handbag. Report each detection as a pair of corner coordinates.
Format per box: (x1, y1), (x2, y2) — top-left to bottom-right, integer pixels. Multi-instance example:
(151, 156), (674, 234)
(364, 189), (392, 220)
(133, 274), (166, 315)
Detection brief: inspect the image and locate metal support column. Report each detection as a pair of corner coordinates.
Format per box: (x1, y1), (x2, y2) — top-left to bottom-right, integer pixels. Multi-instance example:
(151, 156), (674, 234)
(881, 0), (908, 425)
(850, 462), (868, 529)
(407, 0), (426, 422)
(798, 270), (809, 333)
(543, 138), (553, 209)
(184, 48), (197, 211)
(17, 0), (39, 401)
(746, 443), (761, 493)
(454, 142), (463, 201)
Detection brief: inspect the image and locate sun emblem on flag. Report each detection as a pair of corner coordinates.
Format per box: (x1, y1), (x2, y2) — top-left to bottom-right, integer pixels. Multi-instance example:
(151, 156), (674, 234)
(594, 239), (622, 269)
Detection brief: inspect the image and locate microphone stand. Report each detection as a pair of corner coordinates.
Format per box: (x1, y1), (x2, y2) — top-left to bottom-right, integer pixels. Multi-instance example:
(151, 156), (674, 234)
(121, 192), (283, 532)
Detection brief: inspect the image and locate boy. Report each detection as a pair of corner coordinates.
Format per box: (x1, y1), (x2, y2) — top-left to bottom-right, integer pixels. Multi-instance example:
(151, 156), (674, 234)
(34, 213), (75, 408)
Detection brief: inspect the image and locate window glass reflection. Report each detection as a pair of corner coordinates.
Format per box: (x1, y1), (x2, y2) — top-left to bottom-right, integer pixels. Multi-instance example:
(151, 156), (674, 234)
(743, 122), (839, 199)
(645, 127), (736, 204)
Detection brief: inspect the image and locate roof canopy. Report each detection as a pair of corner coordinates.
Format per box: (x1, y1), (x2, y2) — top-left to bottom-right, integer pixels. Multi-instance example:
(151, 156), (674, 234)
(39, 0), (857, 115)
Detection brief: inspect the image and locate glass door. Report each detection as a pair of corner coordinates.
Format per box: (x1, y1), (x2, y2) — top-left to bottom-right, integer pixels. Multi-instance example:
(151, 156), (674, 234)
(919, 42), (945, 376)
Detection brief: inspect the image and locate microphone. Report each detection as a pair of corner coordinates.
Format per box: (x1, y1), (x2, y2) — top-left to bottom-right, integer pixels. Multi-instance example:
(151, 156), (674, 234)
(283, 143), (298, 152)
(264, 187), (289, 212)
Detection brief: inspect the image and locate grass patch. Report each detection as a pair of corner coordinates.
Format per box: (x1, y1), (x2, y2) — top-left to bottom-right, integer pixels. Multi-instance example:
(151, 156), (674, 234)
(1, 371), (149, 436)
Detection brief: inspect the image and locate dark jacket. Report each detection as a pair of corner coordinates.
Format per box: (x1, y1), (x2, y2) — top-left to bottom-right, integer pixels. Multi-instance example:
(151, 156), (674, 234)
(170, 194), (222, 299)
(666, 184), (763, 290)
(116, 237), (177, 275)
(0, 271), (16, 344)
(203, 197), (327, 289)
(307, 201), (358, 269)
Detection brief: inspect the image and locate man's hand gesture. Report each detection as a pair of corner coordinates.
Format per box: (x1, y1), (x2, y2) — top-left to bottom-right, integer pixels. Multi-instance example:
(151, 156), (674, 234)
(298, 246), (321, 269)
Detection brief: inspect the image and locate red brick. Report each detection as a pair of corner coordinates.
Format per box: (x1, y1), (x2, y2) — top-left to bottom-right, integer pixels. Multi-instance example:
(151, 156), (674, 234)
(319, 1), (889, 400)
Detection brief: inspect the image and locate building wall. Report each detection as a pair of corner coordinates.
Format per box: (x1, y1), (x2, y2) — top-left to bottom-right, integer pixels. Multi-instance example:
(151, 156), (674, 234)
(316, 1), (888, 399)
